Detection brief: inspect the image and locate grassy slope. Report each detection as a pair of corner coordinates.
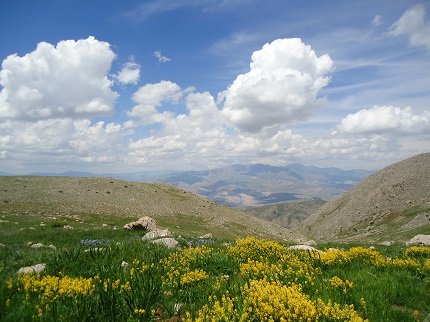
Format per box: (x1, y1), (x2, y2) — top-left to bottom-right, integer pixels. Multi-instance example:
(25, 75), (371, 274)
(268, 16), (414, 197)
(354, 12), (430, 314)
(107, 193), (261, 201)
(0, 176), (299, 241)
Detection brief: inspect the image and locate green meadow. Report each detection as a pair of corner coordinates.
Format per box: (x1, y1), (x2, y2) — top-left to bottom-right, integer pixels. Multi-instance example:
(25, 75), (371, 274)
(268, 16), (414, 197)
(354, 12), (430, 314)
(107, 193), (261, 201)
(1, 212), (429, 321)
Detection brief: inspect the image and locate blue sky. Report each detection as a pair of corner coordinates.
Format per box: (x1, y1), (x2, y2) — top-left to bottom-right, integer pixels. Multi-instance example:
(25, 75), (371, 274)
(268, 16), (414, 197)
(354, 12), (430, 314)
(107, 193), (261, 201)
(0, 0), (429, 174)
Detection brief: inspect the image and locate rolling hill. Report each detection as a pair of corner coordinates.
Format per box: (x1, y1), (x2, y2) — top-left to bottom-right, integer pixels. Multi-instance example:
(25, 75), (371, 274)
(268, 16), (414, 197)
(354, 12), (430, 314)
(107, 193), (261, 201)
(0, 176), (301, 241)
(245, 199), (326, 229)
(299, 153), (430, 242)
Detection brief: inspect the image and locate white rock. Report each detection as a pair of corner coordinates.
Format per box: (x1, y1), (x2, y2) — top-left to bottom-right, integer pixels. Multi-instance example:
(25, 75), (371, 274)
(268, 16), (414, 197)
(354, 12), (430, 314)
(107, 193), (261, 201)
(17, 263), (46, 275)
(406, 234), (430, 246)
(48, 244), (57, 250)
(142, 229), (172, 241)
(288, 244), (322, 253)
(123, 216), (158, 231)
(63, 225), (74, 230)
(199, 233), (213, 239)
(151, 238), (178, 249)
(0, 243), (6, 248)
(121, 261), (129, 271)
(102, 224), (109, 228)
(30, 243), (45, 249)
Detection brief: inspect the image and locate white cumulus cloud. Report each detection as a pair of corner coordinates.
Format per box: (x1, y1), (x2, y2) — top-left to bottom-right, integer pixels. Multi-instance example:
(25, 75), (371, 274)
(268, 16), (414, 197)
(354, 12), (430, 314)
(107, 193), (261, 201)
(127, 80), (183, 124)
(115, 61), (141, 85)
(220, 38), (333, 132)
(0, 36), (118, 120)
(338, 105), (429, 135)
(389, 4), (430, 48)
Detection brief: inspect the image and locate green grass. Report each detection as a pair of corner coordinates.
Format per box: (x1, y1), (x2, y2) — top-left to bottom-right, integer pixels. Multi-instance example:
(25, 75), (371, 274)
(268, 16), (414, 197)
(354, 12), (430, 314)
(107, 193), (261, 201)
(1, 213), (429, 321)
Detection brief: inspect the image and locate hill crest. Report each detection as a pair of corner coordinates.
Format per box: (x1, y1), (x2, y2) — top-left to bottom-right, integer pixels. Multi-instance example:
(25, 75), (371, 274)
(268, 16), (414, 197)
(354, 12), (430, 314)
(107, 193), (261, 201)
(299, 153), (430, 242)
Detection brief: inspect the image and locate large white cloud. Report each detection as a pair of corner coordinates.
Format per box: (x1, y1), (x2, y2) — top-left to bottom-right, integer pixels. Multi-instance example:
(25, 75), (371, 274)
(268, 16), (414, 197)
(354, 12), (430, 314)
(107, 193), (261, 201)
(338, 105), (429, 135)
(127, 80), (183, 124)
(220, 38), (333, 132)
(70, 120), (126, 162)
(389, 4), (430, 49)
(0, 36), (118, 120)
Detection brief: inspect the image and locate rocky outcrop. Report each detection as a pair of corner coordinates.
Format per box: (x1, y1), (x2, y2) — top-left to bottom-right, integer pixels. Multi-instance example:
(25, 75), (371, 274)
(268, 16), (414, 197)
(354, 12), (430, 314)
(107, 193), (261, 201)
(123, 216), (158, 231)
(406, 234), (430, 246)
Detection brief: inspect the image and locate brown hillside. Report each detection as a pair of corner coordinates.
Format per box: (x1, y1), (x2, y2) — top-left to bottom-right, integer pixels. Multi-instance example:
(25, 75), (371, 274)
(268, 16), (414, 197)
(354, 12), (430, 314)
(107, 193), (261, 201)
(0, 176), (301, 241)
(299, 153), (430, 242)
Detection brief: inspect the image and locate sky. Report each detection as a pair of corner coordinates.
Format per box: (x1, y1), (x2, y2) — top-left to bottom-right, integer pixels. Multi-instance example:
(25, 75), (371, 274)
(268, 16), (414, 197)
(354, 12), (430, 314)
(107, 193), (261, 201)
(0, 0), (429, 174)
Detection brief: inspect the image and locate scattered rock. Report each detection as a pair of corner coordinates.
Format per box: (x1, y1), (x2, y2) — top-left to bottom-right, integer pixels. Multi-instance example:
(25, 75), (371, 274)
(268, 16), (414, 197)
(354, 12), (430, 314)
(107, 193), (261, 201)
(123, 216), (158, 231)
(288, 244), (322, 253)
(84, 247), (105, 253)
(17, 263), (46, 275)
(142, 229), (172, 241)
(63, 225), (74, 230)
(102, 224), (109, 228)
(121, 261), (129, 271)
(0, 243), (6, 248)
(380, 241), (394, 246)
(151, 238), (178, 249)
(27, 242), (56, 250)
(198, 233), (213, 239)
(30, 243), (46, 249)
(406, 234), (430, 246)
(28, 227), (36, 230)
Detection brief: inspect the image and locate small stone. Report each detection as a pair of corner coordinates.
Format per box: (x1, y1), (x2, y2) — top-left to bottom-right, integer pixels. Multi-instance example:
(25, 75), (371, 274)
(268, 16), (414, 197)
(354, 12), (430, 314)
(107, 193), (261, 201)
(17, 263), (46, 275)
(48, 244), (57, 250)
(30, 243), (45, 249)
(121, 261), (129, 271)
(288, 244), (322, 253)
(63, 225), (74, 230)
(198, 233), (213, 239)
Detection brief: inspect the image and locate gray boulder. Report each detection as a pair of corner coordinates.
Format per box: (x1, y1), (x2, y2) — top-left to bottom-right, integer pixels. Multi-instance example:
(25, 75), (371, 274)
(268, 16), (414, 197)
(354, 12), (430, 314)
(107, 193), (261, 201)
(151, 238), (178, 249)
(406, 234), (430, 246)
(123, 216), (158, 231)
(142, 229), (172, 241)
(17, 263), (46, 275)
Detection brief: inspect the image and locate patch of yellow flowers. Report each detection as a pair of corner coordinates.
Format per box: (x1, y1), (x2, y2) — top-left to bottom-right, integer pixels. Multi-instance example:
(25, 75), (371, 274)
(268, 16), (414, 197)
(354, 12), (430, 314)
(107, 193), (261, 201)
(184, 279), (366, 321)
(19, 274), (94, 302)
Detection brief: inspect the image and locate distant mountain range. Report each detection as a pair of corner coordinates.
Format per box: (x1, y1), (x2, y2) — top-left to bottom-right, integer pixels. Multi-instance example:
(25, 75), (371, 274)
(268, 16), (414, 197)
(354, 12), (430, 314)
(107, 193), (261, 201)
(157, 164), (373, 207)
(1, 163), (373, 207)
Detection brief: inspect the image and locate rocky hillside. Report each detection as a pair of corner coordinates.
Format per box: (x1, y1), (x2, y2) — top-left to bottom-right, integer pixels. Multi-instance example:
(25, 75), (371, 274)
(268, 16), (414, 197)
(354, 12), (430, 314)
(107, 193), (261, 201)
(245, 199), (326, 229)
(0, 176), (301, 241)
(299, 153), (430, 242)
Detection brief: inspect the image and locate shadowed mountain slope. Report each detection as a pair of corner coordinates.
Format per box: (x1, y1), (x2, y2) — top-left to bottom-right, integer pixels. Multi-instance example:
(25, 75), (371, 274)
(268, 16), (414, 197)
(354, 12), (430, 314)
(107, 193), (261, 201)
(0, 176), (301, 241)
(299, 153), (430, 242)
(245, 199), (326, 229)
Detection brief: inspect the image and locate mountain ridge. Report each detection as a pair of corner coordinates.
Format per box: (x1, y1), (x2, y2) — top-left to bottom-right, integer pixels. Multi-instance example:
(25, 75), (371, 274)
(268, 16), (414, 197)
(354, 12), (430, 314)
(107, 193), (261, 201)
(299, 153), (430, 242)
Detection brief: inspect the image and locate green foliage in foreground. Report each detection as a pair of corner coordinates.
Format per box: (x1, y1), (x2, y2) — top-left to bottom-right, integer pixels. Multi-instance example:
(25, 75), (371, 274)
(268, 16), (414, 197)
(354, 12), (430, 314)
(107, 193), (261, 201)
(0, 215), (429, 321)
